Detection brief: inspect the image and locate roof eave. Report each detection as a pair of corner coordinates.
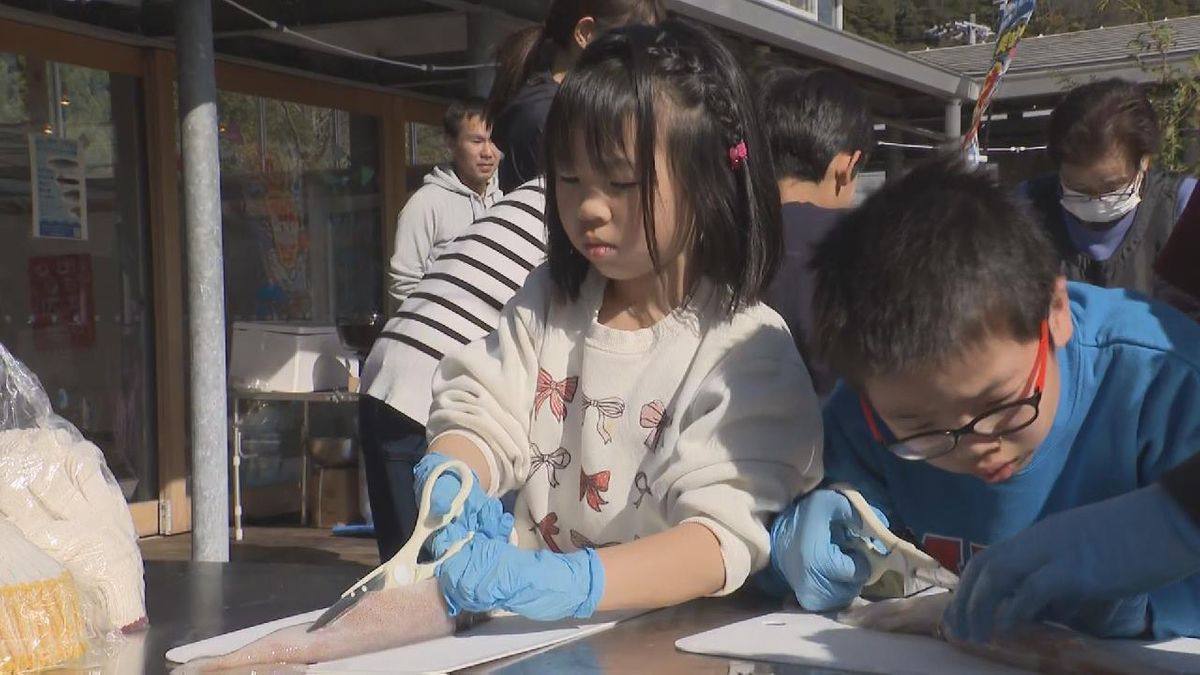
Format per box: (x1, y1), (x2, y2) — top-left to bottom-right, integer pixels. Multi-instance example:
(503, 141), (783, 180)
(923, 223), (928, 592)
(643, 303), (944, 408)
(984, 52), (1198, 100)
(667, 0), (979, 100)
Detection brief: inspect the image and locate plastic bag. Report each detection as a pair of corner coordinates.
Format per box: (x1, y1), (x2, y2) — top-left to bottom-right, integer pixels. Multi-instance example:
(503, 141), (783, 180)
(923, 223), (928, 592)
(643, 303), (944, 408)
(0, 342), (147, 650)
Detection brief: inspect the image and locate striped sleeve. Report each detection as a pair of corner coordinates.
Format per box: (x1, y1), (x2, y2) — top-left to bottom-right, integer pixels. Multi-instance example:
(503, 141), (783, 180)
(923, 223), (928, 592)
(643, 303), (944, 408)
(362, 180), (548, 424)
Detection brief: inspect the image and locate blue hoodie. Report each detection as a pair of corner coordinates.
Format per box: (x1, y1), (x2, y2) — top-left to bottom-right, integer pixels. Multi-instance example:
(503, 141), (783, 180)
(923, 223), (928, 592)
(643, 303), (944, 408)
(817, 283), (1200, 639)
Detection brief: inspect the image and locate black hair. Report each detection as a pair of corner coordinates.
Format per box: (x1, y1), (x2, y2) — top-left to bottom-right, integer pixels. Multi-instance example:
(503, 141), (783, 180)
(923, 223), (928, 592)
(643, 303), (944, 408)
(761, 68), (874, 183)
(1048, 78), (1160, 170)
(543, 20), (782, 315)
(812, 154), (1059, 386)
(487, 0), (667, 123)
(443, 97), (488, 138)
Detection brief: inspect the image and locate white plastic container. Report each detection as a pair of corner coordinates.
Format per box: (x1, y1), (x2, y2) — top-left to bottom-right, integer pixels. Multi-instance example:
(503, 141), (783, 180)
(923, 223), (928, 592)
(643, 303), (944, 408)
(228, 322), (357, 393)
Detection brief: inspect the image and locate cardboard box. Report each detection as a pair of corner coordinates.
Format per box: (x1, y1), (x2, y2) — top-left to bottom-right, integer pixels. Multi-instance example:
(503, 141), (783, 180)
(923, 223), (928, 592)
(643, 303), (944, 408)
(229, 322), (357, 393)
(312, 466), (360, 529)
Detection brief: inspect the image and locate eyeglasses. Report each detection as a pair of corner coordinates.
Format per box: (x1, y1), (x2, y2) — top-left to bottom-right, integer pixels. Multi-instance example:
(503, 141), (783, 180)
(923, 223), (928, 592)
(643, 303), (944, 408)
(1059, 171), (1143, 204)
(859, 320), (1050, 461)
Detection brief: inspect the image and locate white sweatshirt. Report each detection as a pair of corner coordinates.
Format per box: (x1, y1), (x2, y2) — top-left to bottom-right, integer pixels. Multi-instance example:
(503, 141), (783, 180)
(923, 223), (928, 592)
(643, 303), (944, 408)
(388, 166), (502, 304)
(428, 267), (823, 594)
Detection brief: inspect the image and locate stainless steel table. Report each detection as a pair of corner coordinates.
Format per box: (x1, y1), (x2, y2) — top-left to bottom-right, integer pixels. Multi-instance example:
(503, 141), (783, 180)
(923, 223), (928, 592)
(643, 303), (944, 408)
(84, 561), (836, 674)
(229, 388), (358, 540)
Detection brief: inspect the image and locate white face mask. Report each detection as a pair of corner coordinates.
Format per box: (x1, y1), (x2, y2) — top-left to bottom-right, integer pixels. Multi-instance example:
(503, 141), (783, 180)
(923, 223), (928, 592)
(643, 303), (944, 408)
(1059, 171), (1144, 224)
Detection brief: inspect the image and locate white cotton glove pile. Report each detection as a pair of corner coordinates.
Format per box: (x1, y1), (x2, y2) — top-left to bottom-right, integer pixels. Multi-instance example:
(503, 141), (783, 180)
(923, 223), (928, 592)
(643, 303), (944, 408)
(0, 427), (147, 634)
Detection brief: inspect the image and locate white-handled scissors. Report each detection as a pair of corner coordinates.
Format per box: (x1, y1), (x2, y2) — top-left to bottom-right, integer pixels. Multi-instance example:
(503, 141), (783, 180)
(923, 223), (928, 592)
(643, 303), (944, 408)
(308, 460), (476, 631)
(830, 483), (960, 591)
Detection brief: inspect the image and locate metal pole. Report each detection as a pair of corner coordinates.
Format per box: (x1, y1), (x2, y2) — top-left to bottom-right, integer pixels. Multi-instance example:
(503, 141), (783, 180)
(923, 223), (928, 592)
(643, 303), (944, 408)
(177, 0), (230, 562)
(466, 13), (499, 98)
(945, 99), (963, 141)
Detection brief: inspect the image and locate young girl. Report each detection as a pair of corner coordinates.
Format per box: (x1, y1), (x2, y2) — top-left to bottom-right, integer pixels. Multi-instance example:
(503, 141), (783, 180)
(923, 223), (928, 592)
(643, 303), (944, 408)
(421, 20), (823, 621)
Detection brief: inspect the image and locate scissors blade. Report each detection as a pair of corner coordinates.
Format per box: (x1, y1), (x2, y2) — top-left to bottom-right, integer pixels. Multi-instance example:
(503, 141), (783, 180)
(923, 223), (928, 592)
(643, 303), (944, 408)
(914, 565), (960, 591)
(307, 575), (388, 633)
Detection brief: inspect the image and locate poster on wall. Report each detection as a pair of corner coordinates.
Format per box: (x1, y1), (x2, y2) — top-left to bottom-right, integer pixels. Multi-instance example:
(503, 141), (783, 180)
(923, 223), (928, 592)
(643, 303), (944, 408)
(29, 133), (88, 240)
(28, 254), (96, 350)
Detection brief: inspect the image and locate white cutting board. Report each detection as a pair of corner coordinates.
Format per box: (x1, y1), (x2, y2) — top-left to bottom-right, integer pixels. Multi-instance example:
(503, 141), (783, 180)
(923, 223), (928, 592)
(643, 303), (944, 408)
(167, 609), (639, 674)
(675, 611), (1200, 675)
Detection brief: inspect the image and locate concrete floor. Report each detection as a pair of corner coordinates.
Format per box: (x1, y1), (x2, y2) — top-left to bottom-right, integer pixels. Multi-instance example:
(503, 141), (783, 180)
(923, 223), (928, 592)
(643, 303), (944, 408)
(138, 525), (379, 569)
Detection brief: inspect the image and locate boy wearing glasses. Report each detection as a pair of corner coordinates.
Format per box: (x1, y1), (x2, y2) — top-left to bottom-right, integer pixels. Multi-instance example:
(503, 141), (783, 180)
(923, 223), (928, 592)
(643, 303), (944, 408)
(765, 155), (1200, 640)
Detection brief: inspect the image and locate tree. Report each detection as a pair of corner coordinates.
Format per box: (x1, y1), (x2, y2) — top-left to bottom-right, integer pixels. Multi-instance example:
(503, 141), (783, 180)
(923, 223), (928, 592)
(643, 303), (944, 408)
(1106, 0), (1200, 173)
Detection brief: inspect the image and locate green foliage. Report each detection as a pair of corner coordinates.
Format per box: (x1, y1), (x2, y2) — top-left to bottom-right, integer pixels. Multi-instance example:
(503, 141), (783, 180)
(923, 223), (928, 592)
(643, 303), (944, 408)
(1105, 0), (1200, 174)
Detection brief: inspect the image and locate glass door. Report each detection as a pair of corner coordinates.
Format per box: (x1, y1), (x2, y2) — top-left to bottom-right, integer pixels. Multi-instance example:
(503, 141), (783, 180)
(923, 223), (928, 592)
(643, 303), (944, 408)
(0, 53), (158, 533)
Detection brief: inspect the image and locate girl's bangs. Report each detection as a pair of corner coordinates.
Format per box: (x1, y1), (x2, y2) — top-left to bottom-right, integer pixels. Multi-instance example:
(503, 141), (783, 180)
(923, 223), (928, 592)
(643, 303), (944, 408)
(546, 65), (644, 175)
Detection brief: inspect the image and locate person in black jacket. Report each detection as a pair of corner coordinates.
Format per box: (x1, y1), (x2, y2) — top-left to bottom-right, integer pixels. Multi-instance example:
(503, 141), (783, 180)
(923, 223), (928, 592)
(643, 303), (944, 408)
(759, 68), (874, 398)
(1022, 79), (1197, 300)
(486, 0), (666, 192)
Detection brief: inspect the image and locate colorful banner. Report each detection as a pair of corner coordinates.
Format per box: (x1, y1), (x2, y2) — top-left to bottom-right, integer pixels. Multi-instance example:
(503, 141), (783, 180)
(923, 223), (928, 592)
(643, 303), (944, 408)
(29, 134), (88, 240)
(963, 0), (1037, 158)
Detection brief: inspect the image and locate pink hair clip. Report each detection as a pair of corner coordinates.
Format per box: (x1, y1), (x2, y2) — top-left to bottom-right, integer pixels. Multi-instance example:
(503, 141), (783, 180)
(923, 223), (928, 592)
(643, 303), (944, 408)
(728, 141), (748, 170)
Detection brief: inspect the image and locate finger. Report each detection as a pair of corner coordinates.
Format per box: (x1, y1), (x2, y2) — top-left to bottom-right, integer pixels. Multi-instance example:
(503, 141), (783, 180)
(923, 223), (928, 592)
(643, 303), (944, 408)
(429, 520), (472, 558)
(799, 577), (863, 612)
(994, 566), (1064, 637)
(962, 554), (1046, 643)
(428, 473), (465, 518)
(824, 541), (873, 586)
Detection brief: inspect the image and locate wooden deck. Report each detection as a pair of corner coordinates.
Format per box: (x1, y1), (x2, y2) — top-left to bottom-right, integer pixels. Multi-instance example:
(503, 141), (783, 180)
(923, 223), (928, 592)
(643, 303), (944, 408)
(138, 525), (379, 569)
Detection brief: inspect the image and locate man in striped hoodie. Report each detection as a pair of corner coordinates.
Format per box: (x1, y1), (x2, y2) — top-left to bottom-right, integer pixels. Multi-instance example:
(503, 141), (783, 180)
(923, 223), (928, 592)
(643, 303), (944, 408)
(360, 179), (546, 561)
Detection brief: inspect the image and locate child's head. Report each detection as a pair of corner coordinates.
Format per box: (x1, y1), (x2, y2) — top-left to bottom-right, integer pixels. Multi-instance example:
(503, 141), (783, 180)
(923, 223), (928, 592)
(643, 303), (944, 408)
(761, 68), (874, 208)
(543, 20), (782, 314)
(813, 155), (1072, 483)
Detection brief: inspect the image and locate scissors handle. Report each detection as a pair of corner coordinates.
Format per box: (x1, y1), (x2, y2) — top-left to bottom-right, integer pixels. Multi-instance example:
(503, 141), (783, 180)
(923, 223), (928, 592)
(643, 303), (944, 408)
(308, 460), (476, 632)
(340, 459), (476, 598)
(830, 483), (944, 587)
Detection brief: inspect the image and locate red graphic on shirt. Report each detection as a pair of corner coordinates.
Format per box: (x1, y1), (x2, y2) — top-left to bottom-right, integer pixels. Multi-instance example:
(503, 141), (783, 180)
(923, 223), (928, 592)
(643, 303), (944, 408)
(579, 468), (611, 512)
(639, 400), (671, 451)
(580, 393), (626, 444)
(922, 534), (988, 574)
(534, 369), (578, 422)
(528, 443), (571, 487)
(530, 511), (564, 553)
(570, 529), (620, 549)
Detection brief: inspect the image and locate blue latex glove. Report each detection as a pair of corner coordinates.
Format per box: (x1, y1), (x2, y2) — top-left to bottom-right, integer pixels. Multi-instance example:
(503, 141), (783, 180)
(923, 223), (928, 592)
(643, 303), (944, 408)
(944, 483), (1200, 643)
(413, 452), (512, 543)
(433, 521), (605, 621)
(768, 489), (884, 612)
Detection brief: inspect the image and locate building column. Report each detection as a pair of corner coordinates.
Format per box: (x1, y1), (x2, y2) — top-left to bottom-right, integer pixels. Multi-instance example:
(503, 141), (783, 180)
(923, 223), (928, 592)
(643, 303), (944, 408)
(177, 0), (231, 562)
(945, 99), (963, 141)
(884, 126), (904, 181)
(467, 13), (502, 99)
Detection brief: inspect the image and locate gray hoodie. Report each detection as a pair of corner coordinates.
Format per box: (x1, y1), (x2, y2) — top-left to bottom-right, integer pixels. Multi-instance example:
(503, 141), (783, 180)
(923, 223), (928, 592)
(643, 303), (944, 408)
(388, 166), (501, 304)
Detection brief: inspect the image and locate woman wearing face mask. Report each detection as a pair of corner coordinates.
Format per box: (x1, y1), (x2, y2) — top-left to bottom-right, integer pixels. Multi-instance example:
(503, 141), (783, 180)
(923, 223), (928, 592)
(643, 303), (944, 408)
(1023, 79), (1197, 299)
(486, 0), (667, 193)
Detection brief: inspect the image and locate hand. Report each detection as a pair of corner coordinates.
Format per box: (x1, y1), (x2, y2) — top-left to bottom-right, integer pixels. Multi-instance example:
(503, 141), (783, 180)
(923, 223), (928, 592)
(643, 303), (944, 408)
(768, 489), (882, 612)
(414, 453), (512, 543)
(435, 522), (605, 621)
(944, 483), (1200, 643)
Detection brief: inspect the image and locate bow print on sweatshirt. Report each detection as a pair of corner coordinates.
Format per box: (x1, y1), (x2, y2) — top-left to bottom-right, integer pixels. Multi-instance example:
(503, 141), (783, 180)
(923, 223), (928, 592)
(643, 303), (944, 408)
(531, 511), (564, 553)
(579, 468), (611, 512)
(638, 400), (671, 451)
(528, 443), (571, 488)
(580, 393), (626, 444)
(534, 368), (577, 422)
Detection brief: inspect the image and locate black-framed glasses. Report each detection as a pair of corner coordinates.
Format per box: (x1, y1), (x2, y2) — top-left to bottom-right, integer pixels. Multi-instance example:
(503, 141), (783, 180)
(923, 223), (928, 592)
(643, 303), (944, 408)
(859, 320), (1050, 461)
(1059, 170), (1143, 204)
